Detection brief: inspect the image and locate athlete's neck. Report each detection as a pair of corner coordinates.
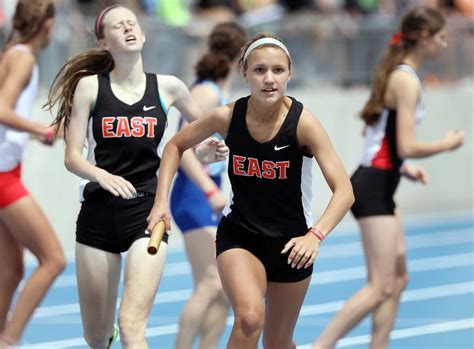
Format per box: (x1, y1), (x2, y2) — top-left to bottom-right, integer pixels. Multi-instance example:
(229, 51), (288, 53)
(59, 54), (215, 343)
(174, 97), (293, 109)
(248, 96), (289, 125)
(24, 37), (43, 55)
(402, 51), (423, 71)
(110, 53), (144, 85)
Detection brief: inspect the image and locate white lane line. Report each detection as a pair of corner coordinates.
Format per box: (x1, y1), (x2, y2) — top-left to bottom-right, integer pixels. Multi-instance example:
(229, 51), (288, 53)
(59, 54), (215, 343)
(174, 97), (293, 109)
(42, 227), (473, 289)
(23, 283), (474, 348)
(297, 318), (474, 348)
(33, 252), (474, 319)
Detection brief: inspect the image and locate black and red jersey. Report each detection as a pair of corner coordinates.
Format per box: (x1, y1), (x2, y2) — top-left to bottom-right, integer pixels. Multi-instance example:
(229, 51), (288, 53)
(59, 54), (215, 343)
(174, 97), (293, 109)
(81, 73), (168, 201)
(222, 96), (314, 238)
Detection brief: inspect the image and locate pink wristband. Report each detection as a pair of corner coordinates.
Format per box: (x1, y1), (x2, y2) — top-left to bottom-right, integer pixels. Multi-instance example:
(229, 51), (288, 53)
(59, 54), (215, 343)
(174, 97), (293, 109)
(307, 227), (325, 242)
(46, 127), (55, 143)
(204, 187), (219, 199)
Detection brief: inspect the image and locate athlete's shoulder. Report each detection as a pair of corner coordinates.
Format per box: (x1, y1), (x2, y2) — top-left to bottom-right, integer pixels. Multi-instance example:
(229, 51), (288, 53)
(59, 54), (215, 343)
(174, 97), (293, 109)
(77, 74), (99, 87)
(192, 83), (219, 100)
(388, 69), (419, 92)
(75, 75), (99, 102)
(299, 105), (318, 124)
(155, 74), (184, 90)
(2, 46), (35, 72)
(202, 103), (232, 124)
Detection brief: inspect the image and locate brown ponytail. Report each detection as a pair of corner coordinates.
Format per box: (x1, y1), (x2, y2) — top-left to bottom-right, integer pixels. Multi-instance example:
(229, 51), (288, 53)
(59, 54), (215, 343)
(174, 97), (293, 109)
(195, 22), (246, 81)
(45, 50), (114, 138)
(360, 6), (445, 125)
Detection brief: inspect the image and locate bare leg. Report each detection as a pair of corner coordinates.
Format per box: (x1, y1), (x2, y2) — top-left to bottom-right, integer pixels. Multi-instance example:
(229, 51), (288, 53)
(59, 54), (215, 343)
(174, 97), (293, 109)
(0, 220), (23, 336)
(262, 277), (311, 349)
(313, 215), (399, 349)
(119, 238), (167, 349)
(370, 211), (408, 349)
(198, 293), (229, 349)
(175, 227), (229, 349)
(0, 196), (66, 344)
(217, 249), (267, 349)
(75, 242), (121, 348)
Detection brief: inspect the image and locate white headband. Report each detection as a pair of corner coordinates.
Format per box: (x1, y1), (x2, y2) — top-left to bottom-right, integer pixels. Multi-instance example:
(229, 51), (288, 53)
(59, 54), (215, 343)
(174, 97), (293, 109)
(243, 38), (291, 64)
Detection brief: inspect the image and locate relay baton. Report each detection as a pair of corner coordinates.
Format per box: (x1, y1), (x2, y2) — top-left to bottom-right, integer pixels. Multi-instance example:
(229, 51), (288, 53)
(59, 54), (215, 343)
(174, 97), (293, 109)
(147, 220), (166, 255)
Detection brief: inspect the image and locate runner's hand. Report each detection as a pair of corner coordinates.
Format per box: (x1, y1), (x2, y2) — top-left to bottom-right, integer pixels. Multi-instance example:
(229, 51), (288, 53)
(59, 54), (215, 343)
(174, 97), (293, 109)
(196, 137), (228, 164)
(96, 170), (137, 199)
(281, 233), (321, 269)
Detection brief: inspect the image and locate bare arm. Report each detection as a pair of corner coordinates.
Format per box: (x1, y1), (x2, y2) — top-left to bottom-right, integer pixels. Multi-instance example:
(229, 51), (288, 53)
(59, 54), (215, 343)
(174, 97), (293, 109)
(178, 85), (226, 207)
(163, 75), (203, 122)
(147, 105), (231, 231)
(299, 110), (354, 237)
(391, 71), (464, 158)
(161, 77), (227, 205)
(0, 49), (50, 138)
(64, 76), (136, 199)
(282, 109), (354, 269)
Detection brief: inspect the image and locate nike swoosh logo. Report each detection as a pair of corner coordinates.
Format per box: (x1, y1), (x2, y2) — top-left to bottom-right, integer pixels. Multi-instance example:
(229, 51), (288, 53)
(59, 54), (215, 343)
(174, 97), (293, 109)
(143, 105), (156, 111)
(274, 144), (290, 151)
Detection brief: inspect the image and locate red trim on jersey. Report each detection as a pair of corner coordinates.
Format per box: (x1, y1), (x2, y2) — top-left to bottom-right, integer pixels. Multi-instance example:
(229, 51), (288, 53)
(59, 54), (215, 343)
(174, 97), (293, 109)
(0, 163), (29, 208)
(371, 136), (394, 170)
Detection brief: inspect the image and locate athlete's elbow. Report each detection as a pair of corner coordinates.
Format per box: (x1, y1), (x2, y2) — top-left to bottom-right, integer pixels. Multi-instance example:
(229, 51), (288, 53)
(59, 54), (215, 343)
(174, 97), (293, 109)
(0, 106), (9, 124)
(397, 143), (416, 159)
(335, 182), (354, 210)
(344, 186), (355, 208)
(64, 156), (73, 172)
(64, 152), (77, 172)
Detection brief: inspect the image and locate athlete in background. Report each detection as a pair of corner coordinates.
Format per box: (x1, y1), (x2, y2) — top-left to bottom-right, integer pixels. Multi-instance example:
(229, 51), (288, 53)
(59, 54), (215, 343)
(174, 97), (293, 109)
(0, 0), (66, 346)
(170, 22), (246, 349)
(313, 6), (464, 349)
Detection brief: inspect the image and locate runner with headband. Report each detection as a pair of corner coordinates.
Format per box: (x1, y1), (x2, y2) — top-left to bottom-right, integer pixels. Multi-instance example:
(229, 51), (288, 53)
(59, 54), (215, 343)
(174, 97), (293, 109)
(148, 33), (354, 349)
(47, 5), (227, 348)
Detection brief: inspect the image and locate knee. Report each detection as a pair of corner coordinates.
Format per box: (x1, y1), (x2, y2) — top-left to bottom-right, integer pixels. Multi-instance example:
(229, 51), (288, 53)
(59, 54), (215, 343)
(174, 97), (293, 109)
(207, 277), (228, 304)
(42, 250), (67, 276)
(235, 308), (264, 337)
(195, 275), (228, 309)
(397, 272), (409, 291)
(370, 280), (395, 303)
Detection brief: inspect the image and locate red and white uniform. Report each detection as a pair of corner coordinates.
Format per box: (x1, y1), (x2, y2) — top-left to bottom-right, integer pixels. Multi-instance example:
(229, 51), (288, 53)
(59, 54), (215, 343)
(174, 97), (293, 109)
(0, 45), (39, 172)
(360, 64), (425, 171)
(0, 45), (39, 208)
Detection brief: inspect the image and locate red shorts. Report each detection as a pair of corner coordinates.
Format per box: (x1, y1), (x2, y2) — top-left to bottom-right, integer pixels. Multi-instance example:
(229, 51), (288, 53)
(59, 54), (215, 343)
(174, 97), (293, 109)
(0, 163), (29, 208)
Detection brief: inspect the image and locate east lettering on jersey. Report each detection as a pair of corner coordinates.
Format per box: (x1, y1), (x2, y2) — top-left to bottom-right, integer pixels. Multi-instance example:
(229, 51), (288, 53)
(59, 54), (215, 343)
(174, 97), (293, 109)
(102, 116), (158, 138)
(222, 96), (314, 239)
(80, 73), (168, 201)
(232, 155), (290, 179)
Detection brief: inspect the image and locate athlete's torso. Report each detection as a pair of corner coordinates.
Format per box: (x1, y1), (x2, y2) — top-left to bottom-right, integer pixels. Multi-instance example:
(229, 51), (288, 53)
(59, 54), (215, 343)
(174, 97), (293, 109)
(223, 96), (313, 238)
(0, 44), (39, 172)
(360, 64), (425, 171)
(81, 72), (168, 201)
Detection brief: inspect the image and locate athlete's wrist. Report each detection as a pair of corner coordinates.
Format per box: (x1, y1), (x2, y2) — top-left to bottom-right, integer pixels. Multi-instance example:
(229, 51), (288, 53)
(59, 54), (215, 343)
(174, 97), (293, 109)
(306, 227), (325, 242)
(204, 186), (219, 199)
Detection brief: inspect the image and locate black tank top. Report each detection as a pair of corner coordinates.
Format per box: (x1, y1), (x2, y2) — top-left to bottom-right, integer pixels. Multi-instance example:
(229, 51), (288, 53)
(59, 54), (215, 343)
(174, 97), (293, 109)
(222, 96), (314, 238)
(81, 73), (167, 200)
